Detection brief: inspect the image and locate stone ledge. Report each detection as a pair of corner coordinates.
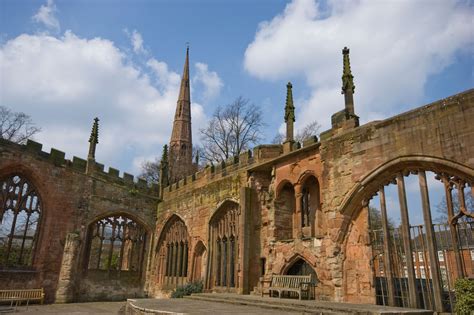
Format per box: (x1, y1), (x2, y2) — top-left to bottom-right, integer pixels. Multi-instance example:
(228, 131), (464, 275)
(186, 293), (434, 315)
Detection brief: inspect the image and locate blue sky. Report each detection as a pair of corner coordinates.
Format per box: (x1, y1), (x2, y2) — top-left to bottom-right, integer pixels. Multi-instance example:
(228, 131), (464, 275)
(1, 0), (473, 177)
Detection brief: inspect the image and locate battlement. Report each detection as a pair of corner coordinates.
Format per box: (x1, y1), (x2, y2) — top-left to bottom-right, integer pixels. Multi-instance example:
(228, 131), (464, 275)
(3, 139), (159, 196)
(164, 139), (320, 195)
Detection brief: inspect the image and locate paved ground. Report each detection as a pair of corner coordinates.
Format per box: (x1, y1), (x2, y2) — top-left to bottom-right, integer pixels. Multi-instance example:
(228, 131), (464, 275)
(0, 299), (302, 315)
(0, 302), (125, 314)
(129, 298), (303, 314)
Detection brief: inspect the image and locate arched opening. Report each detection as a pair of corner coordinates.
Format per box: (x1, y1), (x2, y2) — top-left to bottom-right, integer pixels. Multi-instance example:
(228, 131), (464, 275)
(283, 257), (318, 299)
(286, 258), (317, 278)
(86, 214), (147, 280)
(208, 200), (239, 290)
(275, 182), (295, 240)
(155, 215), (189, 288)
(343, 163), (473, 313)
(192, 241), (207, 282)
(300, 175), (320, 237)
(0, 174), (42, 268)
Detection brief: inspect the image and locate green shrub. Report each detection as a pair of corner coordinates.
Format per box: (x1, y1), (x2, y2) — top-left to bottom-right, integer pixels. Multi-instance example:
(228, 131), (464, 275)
(171, 280), (203, 298)
(455, 278), (474, 314)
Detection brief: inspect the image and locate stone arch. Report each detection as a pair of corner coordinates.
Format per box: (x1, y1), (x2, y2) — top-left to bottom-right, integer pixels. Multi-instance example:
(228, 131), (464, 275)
(339, 156), (474, 310)
(0, 163), (50, 218)
(87, 210), (153, 234)
(155, 214), (190, 288)
(275, 179), (294, 198)
(338, 156), (474, 244)
(209, 199), (240, 223)
(207, 199), (240, 290)
(296, 170), (317, 186)
(191, 240), (207, 282)
(277, 252), (317, 276)
(0, 169), (45, 268)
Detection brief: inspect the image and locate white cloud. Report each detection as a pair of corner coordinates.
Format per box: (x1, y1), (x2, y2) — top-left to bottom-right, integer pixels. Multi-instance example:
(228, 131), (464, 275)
(193, 62), (224, 101)
(0, 31), (208, 175)
(244, 0), (473, 130)
(32, 0), (60, 32)
(125, 29), (146, 54)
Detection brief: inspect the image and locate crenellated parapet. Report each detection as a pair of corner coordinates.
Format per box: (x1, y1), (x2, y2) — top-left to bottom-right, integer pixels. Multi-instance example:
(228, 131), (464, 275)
(163, 139), (321, 196)
(1, 138), (159, 196)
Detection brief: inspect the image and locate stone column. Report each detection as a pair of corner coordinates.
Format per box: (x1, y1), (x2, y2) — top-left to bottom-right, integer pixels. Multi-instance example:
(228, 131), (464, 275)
(55, 232), (81, 303)
(238, 187), (252, 294)
(294, 184), (303, 239)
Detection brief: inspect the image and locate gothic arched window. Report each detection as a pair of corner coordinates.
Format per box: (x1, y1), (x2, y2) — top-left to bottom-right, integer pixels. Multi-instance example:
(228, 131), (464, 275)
(0, 174), (41, 268)
(87, 215), (146, 274)
(155, 216), (189, 287)
(300, 176), (320, 236)
(210, 201), (239, 288)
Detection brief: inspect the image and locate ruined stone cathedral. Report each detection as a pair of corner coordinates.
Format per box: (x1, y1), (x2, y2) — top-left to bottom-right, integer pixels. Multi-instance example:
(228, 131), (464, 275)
(0, 47), (473, 314)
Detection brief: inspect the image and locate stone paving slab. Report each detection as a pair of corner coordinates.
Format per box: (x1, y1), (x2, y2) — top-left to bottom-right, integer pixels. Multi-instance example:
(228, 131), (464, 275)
(127, 298), (307, 314)
(0, 301), (125, 314)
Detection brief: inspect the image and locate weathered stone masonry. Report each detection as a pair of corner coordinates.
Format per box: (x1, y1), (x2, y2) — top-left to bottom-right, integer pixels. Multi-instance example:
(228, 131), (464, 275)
(1, 89), (472, 309)
(0, 139), (158, 302)
(149, 88), (473, 307)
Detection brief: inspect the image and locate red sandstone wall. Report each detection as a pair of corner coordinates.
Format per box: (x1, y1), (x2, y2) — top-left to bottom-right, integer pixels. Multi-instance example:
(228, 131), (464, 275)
(0, 140), (157, 302)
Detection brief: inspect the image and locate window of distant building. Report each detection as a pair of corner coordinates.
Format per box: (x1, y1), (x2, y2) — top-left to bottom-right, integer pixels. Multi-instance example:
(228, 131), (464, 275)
(438, 250), (444, 262)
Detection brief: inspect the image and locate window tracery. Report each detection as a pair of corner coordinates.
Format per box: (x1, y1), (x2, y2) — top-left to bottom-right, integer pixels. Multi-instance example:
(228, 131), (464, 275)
(0, 174), (41, 268)
(87, 215), (146, 274)
(210, 202), (239, 288)
(155, 216), (189, 286)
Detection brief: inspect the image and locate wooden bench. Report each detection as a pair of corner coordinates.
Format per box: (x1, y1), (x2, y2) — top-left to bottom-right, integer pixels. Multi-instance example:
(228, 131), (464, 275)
(0, 289), (45, 311)
(261, 275), (314, 300)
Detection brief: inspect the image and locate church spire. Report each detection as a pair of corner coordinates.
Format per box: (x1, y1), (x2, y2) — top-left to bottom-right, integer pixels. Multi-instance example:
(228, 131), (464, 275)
(178, 45), (190, 103)
(341, 47), (356, 116)
(169, 46), (193, 183)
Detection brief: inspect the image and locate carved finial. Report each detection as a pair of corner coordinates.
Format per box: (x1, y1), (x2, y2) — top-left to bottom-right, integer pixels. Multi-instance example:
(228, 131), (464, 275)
(160, 144), (169, 187)
(88, 117), (99, 159)
(341, 47), (355, 95)
(284, 82), (295, 123)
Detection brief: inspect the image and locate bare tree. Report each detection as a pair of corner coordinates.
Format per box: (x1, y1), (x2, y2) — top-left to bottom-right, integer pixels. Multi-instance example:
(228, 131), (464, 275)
(200, 97), (264, 163)
(434, 190), (474, 223)
(0, 106), (41, 144)
(272, 120), (321, 144)
(139, 157), (161, 185)
(139, 146), (203, 184)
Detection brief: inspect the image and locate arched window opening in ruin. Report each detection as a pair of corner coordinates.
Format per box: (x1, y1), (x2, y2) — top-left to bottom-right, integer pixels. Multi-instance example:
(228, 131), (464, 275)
(286, 258), (317, 278)
(300, 176), (320, 237)
(209, 201), (239, 289)
(192, 241), (206, 281)
(87, 215), (146, 277)
(0, 174), (41, 268)
(275, 182), (295, 240)
(363, 169), (473, 313)
(155, 215), (189, 287)
(284, 257), (317, 299)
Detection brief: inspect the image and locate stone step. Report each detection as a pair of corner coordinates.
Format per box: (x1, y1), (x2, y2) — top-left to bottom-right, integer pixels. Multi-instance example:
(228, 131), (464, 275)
(185, 293), (434, 315)
(185, 294), (330, 314)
